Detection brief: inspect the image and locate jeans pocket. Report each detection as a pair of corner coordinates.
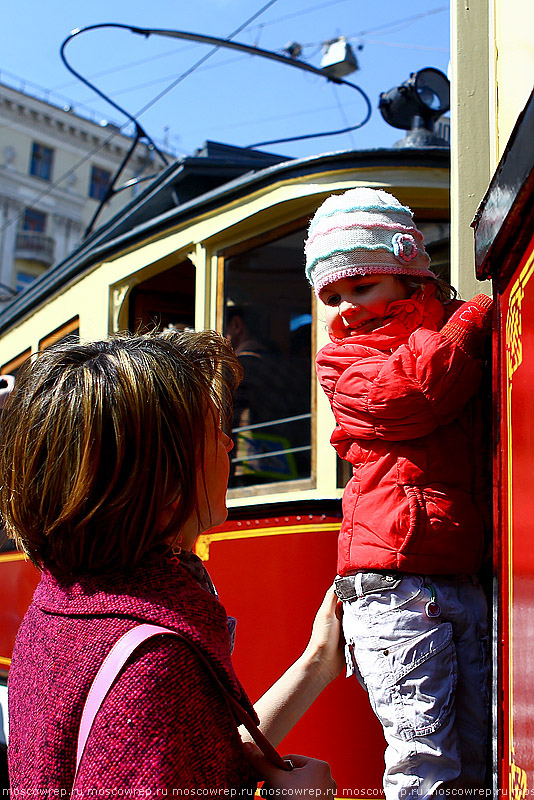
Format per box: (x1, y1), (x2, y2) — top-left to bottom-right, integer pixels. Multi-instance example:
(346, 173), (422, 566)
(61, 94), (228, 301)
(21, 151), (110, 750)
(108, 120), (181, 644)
(378, 622), (457, 740)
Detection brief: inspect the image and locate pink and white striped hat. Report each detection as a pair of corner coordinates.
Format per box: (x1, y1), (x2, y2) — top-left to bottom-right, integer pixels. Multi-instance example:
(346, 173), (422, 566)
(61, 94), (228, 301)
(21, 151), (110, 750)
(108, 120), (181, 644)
(304, 187), (435, 295)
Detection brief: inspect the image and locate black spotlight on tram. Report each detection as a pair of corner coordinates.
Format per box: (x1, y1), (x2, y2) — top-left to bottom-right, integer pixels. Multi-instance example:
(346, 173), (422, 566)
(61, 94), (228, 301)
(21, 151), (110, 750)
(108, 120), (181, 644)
(379, 67), (450, 147)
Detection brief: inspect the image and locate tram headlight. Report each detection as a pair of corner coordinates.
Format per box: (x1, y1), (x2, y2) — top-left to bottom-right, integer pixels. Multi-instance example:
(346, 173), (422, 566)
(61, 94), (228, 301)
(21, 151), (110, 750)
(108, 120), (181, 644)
(379, 67), (450, 132)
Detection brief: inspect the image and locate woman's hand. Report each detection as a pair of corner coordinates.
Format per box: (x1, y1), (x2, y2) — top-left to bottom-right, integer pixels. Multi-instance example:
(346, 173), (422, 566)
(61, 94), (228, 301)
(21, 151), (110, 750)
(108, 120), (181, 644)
(302, 584), (345, 685)
(244, 743), (336, 799)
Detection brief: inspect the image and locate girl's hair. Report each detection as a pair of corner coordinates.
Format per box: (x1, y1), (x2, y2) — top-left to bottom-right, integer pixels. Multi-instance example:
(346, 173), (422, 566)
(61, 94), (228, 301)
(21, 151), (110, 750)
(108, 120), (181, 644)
(0, 330), (242, 578)
(394, 275), (458, 304)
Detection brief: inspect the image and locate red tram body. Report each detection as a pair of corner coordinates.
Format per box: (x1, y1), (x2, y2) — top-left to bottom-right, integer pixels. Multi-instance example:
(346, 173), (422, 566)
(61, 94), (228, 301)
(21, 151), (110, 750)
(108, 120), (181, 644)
(474, 88), (534, 797)
(0, 509), (386, 796)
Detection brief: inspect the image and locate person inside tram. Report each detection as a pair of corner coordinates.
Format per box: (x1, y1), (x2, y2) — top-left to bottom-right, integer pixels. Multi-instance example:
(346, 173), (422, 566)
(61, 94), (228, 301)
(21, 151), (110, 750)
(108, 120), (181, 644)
(0, 330), (342, 796)
(226, 306), (307, 485)
(305, 187), (493, 799)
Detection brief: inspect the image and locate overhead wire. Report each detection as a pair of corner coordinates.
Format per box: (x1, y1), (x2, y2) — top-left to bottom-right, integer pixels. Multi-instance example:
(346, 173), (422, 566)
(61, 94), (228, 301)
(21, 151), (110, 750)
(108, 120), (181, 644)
(294, 6), (448, 47)
(50, 0), (348, 91)
(346, 6), (448, 40)
(51, 3), (448, 100)
(133, 0), (280, 118)
(1, 2), (447, 243)
(0, 0), (280, 243)
(332, 82), (356, 148)
(55, 5), (373, 183)
(37, 3), (448, 144)
(363, 39), (448, 52)
(0, 125), (146, 240)
(50, 43), (201, 92)
(243, 0), (353, 30)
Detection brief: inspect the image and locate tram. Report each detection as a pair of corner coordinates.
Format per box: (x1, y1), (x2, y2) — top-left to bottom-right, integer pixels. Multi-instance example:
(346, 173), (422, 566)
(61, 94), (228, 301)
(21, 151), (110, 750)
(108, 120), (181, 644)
(473, 87), (534, 799)
(0, 141), (450, 795)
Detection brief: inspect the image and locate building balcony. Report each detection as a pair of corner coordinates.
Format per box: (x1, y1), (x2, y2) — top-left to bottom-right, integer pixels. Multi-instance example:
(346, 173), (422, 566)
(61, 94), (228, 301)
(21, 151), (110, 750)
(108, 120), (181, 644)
(15, 231), (55, 266)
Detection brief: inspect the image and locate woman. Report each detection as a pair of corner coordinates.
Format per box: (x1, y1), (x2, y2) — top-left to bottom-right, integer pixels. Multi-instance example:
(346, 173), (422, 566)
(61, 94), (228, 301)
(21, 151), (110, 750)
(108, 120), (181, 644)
(0, 330), (341, 796)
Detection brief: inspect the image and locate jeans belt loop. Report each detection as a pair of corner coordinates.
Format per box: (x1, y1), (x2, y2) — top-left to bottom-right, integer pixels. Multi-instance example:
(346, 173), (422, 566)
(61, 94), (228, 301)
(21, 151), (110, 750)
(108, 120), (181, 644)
(334, 574), (358, 601)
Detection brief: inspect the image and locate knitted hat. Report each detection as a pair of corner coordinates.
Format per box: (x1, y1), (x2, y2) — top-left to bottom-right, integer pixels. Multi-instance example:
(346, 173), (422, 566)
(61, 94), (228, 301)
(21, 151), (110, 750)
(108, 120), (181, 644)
(305, 187), (435, 294)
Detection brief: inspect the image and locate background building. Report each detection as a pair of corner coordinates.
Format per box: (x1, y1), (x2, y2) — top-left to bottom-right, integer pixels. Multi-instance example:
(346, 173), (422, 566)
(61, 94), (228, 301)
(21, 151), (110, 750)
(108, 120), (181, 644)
(0, 79), (169, 300)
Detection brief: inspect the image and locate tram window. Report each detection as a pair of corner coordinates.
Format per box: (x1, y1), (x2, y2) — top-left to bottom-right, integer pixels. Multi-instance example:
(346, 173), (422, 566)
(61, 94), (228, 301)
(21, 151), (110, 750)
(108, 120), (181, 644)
(0, 529), (15, 554)
(337, 455), (352, 490)
(39, 317), (80, 351)
(129, 260), (195, 333)
(419, 223), (451, 284)
(223, 227), (312, 489)
(1, 348), (31, 379)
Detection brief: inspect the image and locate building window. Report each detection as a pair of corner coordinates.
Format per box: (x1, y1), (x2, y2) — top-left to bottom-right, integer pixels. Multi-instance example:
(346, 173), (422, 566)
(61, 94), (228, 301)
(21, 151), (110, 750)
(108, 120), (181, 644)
(29, 143), (54, 181)
(17, 209), (54, 266)
(22, 208), (46, 233)
(89, 166), (111, 201)
(16, 270), (44, 293)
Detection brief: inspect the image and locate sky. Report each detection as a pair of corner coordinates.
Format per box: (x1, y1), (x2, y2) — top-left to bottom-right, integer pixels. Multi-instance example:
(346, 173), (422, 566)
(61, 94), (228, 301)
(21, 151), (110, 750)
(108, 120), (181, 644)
(3, 1), (450, 162)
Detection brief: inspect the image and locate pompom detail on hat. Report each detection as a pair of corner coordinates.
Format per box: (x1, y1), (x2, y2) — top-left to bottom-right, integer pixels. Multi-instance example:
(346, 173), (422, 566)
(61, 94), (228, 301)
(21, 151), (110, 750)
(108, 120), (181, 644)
(392, 232), (418, 263)
(305, 187), (436, 295)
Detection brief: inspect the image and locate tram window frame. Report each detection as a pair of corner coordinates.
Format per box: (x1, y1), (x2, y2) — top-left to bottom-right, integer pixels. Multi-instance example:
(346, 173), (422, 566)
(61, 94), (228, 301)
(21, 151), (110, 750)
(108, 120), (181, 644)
(218, 217), (316, 498)
(1, 348), (31, 379)
(39, 316), (80, 351)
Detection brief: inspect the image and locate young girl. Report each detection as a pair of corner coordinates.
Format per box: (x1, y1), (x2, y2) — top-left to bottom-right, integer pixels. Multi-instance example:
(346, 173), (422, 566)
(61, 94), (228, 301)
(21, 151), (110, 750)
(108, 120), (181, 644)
(0, 330), (341, 796)
(305, 188), (493, 800)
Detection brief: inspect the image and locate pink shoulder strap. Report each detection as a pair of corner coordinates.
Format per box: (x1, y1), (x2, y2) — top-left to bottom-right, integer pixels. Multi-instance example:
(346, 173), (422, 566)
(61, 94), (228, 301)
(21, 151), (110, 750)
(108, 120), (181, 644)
(75, 623), (289, 784)
(76, 624), (169, 770)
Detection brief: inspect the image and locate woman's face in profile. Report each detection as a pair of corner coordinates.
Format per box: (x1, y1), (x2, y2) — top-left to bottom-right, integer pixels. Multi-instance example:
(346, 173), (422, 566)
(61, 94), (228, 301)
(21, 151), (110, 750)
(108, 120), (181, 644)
(180, 408), (234, 550)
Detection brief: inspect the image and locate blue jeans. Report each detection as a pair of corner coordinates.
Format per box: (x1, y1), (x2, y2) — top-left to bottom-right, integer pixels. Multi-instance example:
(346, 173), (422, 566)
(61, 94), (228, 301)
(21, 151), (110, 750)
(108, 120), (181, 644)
(335, 573), (489, 800)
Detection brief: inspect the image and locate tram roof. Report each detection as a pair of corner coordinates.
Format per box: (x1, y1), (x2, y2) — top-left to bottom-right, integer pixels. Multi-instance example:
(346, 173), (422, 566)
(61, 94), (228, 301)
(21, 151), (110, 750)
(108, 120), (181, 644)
(0, 143), (449, 334)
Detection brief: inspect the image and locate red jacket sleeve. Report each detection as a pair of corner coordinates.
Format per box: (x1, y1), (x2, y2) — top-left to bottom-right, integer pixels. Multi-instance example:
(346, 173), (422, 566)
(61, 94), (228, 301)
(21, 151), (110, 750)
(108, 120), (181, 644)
(440, 293), (493, 357)
(317, 326), (485, 442)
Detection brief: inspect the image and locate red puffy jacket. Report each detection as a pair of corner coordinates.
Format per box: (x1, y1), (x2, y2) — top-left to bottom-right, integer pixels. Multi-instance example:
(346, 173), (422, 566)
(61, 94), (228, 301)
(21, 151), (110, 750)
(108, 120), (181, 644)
(316, 288), (493, 577)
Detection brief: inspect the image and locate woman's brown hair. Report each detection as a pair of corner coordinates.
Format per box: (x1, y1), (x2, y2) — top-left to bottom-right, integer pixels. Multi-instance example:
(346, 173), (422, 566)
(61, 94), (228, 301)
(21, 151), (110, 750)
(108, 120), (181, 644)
(0, 330), (242, 578)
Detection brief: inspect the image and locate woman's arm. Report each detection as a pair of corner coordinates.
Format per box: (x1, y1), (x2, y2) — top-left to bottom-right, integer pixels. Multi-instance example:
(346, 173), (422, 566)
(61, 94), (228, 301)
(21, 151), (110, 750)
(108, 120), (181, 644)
(242, 586), (344, 748)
